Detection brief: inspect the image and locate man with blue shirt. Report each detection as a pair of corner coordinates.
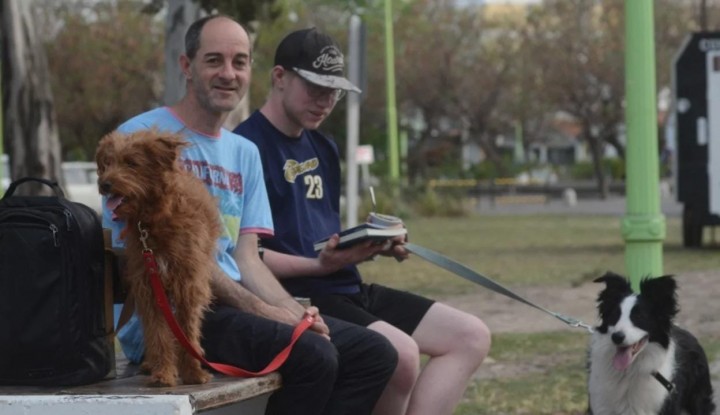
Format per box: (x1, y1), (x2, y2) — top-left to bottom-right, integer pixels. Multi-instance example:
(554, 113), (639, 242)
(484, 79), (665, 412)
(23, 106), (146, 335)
(235, 28), (491, 415)
(104, 15), (396, 415)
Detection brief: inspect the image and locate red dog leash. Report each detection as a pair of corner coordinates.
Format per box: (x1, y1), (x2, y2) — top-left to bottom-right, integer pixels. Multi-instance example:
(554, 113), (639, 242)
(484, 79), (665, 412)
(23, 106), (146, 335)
(138, 224), (314, 377)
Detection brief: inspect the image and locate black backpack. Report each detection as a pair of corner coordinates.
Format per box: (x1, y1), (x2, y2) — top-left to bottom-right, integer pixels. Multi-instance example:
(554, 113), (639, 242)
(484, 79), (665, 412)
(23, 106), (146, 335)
(0, 177), (113, 386)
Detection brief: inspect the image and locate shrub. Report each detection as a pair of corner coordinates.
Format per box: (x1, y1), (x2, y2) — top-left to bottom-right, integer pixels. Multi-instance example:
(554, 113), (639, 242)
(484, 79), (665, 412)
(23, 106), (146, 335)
(569, 158), (625, 181)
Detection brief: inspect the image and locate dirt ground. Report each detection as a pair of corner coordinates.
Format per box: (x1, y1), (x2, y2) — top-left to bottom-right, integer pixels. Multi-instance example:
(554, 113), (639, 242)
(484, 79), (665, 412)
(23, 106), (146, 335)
(438, 269), (720, 382)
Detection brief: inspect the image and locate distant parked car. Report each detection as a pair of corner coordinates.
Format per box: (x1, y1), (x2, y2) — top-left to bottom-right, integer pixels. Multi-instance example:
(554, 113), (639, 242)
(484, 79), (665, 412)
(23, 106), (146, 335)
(62, 161), (102, 213)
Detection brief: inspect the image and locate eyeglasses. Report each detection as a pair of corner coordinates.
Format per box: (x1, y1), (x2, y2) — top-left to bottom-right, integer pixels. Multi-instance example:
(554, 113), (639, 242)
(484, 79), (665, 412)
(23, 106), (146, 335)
(292, 72), (346, 103)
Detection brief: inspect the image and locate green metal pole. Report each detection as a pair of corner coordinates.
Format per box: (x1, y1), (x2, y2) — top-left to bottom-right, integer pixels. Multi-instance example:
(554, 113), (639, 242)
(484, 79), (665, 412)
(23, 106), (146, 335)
(384, 0), (399, 181)
(622, 0), (665, 291)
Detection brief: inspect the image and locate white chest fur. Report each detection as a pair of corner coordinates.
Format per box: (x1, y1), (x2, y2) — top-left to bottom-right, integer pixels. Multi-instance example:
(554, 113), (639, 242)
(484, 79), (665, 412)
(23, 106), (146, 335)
(588, 333), (676, 415)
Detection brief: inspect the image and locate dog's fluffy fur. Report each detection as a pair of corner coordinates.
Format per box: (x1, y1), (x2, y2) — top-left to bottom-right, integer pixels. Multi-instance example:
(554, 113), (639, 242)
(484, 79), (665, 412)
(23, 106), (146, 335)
(588, 272), (715, 415)
(96, 129), (221, 386)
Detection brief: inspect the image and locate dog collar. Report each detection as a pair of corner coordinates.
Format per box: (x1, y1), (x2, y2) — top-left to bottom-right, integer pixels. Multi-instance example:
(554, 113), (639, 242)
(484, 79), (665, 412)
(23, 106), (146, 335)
(652, 371), (675, 394)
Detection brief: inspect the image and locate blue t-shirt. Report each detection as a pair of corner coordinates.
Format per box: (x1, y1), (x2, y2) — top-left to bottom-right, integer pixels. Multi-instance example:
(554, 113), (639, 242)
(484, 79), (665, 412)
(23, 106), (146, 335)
(235, 110), (362, 297)
(104, 107), (274, 362)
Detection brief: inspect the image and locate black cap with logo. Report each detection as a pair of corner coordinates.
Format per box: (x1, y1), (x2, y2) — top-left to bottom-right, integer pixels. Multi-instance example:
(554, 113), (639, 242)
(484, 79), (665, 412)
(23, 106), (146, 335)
(274, 28), (361, 93)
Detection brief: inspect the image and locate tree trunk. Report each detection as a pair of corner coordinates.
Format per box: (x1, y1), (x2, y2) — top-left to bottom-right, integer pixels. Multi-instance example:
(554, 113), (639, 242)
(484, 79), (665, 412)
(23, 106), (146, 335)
(473, 131), (507, 178)
(1, 0), (62, 196)
(163, 0), (201, 106)
(586, 132), (609, 199)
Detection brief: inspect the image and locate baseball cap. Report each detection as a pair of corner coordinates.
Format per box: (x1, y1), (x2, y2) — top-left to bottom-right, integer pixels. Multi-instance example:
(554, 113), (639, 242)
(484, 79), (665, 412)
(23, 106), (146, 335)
(274, 28), (361, 93)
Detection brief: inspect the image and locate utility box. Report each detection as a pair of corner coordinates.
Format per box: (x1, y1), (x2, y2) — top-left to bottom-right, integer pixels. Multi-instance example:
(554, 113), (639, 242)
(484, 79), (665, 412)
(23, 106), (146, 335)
(673, 32), (720, 247)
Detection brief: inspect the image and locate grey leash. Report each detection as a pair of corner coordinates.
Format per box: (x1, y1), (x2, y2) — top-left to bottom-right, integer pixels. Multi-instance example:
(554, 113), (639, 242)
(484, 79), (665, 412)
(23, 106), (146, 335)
(404, 242), (594, 334)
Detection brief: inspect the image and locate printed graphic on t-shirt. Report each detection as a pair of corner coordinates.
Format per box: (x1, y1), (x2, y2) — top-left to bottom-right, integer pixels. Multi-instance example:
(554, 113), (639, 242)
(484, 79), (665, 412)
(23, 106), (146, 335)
(180, 159), (246, 244)
(283, 158), (319, 183)
(303, 175), (323, 199)
(221, 214), (241, 244)
(182, 159), (243, 194)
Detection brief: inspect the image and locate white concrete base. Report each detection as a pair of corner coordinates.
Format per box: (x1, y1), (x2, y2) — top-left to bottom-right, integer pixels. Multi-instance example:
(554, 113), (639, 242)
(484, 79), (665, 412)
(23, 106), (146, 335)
(0, 395), (194, 415)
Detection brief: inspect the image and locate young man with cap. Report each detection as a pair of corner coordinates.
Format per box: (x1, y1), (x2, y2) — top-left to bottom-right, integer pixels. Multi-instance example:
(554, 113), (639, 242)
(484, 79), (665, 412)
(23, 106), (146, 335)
(235, 27), (492, 415)
(106, 15), (397, 415)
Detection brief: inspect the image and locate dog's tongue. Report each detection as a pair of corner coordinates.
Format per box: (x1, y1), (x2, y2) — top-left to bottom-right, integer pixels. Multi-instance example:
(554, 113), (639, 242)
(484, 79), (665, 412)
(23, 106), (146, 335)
(613, 347), (632, 371)
(106, 196), (124, 220)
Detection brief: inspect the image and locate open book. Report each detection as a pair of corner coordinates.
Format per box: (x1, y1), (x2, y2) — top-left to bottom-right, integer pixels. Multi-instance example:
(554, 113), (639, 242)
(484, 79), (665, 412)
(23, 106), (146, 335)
(313, 223), (407, 252)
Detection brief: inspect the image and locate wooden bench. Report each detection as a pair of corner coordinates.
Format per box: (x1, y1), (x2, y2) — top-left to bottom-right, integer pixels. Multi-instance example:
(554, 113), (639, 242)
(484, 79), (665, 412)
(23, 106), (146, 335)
(0, 354), (281, 414)
(0, 230), (281, 414)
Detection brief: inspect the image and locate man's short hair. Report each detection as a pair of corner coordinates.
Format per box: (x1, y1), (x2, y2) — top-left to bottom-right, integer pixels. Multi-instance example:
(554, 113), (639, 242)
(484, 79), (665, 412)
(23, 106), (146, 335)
(185, 14), (247, 60)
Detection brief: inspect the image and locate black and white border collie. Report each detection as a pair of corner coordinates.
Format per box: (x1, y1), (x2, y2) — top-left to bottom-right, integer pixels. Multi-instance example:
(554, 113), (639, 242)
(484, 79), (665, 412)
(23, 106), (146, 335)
(588, 272), (715, 415)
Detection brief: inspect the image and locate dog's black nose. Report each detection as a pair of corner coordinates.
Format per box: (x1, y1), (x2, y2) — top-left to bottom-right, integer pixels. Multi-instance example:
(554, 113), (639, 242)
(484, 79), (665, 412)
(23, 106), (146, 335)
(611, 332), (625, 345)
(100, 182), (112, 194)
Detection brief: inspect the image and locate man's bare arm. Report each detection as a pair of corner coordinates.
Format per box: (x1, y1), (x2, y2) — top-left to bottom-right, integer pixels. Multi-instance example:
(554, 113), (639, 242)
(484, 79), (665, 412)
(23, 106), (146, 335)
(210, 269), (283, 319)
(231, 232), (329, 338)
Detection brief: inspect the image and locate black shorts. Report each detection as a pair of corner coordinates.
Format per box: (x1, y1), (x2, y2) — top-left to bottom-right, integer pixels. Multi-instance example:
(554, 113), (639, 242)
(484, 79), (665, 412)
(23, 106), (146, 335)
(310, 284), (435, 335)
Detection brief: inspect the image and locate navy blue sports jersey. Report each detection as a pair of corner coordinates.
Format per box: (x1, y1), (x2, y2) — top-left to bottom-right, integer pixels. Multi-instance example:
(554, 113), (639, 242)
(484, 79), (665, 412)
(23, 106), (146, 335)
(235, 111), (362, 296)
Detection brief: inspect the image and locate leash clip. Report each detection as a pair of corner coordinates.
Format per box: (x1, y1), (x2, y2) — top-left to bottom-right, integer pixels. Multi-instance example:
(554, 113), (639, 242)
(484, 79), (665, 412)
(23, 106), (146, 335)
(571, 320), (595, 334)
(555, 313), (594, 334)
(137, 221), (152, 253)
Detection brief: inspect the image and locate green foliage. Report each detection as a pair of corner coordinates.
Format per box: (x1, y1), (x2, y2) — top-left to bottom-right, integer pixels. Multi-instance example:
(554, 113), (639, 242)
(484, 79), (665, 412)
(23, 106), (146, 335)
(200, 0), (283, 26)
(413, 186), (469, 217)
(411, 187), (445, 217)
(354, 183), (470, 222)
(605, 158), (625, 179)
(356, 183), (413, 221)
(37, 0), (717, 172)
(44, 0), (164, 161)
(568, 162), (596, 180)
(467, 161), (505, 180)
(569, 158), (625, 180)
(467, 159), (535, 180)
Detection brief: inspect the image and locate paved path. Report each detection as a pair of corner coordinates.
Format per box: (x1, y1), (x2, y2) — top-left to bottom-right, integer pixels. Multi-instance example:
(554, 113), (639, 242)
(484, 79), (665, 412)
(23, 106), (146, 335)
(475, 194), (683, 217)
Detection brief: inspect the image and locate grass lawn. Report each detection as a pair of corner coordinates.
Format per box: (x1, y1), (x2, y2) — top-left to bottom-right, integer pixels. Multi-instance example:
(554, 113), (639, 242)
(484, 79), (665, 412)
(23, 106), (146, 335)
(453, 331), (720, 414)
(358, 214), (720, 414)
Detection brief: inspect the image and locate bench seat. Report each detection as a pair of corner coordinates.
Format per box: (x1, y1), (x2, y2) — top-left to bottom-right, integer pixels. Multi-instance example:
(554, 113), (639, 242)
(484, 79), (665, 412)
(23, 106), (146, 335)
(0, 352), (281, 414)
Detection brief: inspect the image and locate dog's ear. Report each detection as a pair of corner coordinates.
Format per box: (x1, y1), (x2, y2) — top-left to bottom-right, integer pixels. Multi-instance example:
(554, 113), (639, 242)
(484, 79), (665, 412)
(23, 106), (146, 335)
(95, 131), (122, 173)
(594, 272), (632, 330)
(640, 275), (679, 319)
(151, 131), (190, 170)
(594, 271), (630, 291)
(594, 271), (631, 304)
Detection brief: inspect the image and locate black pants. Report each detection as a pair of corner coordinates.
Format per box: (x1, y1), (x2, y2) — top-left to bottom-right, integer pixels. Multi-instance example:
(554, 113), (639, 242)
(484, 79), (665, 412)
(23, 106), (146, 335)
(201, 304), (398, 415)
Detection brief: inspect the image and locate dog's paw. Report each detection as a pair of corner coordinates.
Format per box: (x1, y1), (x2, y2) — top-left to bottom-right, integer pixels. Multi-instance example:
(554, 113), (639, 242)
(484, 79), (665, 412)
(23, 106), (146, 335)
(181, 368), (213, 385)
(139, 361), (153, 374)
(148, 370), (178, 387)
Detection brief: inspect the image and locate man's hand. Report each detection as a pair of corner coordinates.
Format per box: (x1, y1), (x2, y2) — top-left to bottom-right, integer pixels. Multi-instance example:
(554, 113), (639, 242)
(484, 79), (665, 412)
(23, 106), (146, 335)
(258, 304), (330, 340)
(317, 234), (386, 273)
(374, 226), (409, 262)
(377, 235), (410, 262)
(303, 306), (330, 340)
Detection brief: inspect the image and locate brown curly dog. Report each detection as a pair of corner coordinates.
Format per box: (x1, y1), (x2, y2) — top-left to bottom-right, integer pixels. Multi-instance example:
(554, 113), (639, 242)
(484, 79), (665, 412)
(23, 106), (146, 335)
(96, 129), (220, 386)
